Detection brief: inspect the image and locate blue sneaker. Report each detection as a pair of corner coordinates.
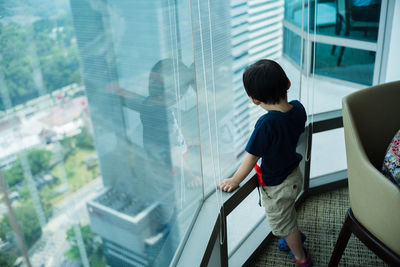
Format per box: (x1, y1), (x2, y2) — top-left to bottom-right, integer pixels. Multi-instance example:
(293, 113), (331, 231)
(277, 232), (306, 251)
(289, 248), (313, 267)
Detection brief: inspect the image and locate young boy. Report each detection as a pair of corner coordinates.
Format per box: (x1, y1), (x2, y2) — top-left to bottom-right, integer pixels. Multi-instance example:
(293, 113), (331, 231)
(219, 59), (312, 266)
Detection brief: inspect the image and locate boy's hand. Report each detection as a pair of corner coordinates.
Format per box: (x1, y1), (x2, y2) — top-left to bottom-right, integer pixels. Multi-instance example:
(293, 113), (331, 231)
(219, 153), (259, 193)
(219, 178), (239, 192)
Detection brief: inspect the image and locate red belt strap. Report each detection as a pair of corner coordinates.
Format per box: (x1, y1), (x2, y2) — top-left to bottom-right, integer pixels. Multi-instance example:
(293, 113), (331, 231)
(254, 164), (266, 186)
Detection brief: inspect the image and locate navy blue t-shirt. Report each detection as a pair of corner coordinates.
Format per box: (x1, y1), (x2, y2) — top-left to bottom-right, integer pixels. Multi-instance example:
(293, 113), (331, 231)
(245, 100), (307, 186)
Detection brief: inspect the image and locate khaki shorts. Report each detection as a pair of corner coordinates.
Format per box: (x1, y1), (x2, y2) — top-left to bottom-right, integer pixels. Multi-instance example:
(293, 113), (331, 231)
(260, 167), (303, 237)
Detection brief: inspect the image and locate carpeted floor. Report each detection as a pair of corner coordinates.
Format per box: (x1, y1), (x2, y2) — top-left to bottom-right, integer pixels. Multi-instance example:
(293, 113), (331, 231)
(251, 187), (388, 266)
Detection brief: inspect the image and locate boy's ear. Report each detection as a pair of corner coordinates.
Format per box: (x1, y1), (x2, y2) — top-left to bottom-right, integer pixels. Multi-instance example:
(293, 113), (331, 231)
(287, 79), (291, 90)
(250, 97), (261, 105)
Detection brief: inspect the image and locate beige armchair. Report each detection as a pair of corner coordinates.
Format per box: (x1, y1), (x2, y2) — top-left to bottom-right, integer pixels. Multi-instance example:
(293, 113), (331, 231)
(329, 81), (400, 266)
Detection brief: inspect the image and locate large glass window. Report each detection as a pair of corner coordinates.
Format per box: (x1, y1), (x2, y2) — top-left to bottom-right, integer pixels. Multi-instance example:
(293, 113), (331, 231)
(316, 0), (381, 42)
(0, 0), (204, 266)
(285, 0), (381, 42)
(310, 128), (347, 178)
(284, 0), (385, 87)
(283, 0), (386, 181)
(70, 1), (204, 266)
(0, 0), (393, 266)
(314, 43), (376, 85)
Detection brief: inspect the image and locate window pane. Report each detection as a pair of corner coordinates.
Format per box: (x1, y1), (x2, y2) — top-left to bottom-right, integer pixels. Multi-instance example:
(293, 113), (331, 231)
(283, 28), (303, 66)
(2, 0), (383, 265)
(285, 0), (381, 42)
(284, 0), (383, 116)
(191, 0), (237, 193)
(1, 1), (204, 266)
(315, 0), (381, 42)
(283, 36), (374, 114)
(285, 0), (306, 28)
(0, 193), (26, 267)
(310, 128), (347, 178)
(227, 190), (266, 255)
(70, 0), (203, 266)
(225, 1), (309, 262)
(314, 43), (375, 85)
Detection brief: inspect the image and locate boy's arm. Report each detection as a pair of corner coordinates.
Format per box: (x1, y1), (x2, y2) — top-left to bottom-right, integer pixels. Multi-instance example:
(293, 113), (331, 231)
(219, 152), (259, 192)
(106, 84), (146, 111)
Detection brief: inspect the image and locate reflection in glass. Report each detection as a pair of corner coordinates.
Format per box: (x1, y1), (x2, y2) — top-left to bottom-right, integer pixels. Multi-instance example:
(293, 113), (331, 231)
(285, 0), (381, 42)
(0, 0), (382, 265)
(0, 174), (30, 267)
(283, 28), (303, 66)
(327, 0), (380, 41)
(0, 0), (97, 265)
(310, 128), (347, 178)
(191, 0), (237, 192)
(284, 0), (336, 32)
(284, 0), (306, 27)
(314, 42), (375, 85)
(70, 0), (203, 266)
(227, 190), (265, 255)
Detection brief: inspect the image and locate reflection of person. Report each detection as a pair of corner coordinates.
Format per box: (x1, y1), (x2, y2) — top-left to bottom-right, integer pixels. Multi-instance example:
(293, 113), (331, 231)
(219, 60), (312, 266)
(139, 59), (191, 171)
(114, 59), (200, 264)
(115, 59), (198, 182)
(351, 0), (381, 22)
(139, 59), (188, 265)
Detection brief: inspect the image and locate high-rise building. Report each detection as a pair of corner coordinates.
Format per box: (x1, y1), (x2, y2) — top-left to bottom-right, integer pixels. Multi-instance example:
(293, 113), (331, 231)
(231, 0), (285, 158)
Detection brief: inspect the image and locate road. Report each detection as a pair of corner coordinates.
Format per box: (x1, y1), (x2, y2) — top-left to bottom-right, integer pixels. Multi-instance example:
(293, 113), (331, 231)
(27, 178), (104, 267)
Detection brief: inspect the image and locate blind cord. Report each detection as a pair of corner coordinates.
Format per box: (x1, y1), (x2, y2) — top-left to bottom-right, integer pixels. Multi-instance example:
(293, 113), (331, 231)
(167, 0), (186, 207)
(206, 0), (225, 245)
(196, 0), (225, 245)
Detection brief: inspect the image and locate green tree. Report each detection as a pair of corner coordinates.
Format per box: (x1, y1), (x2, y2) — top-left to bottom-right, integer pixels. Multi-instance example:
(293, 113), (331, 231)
(0, 215), (13, 241)
(65, 224), (106, 267)
(0, 0), (16, 17)
(0, 23), (37, 110)
(3, 163), (24, 187)
(40, 47), (81, 91)
(14, 201), (42, 247)
(1, 0), (70, 19)
(0, 247), (19, 267)
(0, 200), (42, 248)
(0, 14), (82, 110)
(26, 149), (52, 176)
(17, 186), (30, 201)
(16, 185), (53, 218)
(3, 149), (52, 187)
(60, 136), (75, 160)
(38, 185), (54, 218)
(75, 128), (94, 150)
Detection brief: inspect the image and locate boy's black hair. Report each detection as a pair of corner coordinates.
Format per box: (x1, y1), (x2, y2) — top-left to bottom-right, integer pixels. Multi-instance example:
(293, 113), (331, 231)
(242, 59), (289, 104)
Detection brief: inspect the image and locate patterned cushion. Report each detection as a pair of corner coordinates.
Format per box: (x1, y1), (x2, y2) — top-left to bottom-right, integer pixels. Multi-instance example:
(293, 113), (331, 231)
(382, 129), (400, 187)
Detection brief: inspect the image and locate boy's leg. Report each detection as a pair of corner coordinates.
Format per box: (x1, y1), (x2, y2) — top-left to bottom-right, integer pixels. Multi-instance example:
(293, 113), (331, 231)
(285, 230), (306, 262)
(260, 167), (309, 263)
(260, 167), (310, 263)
